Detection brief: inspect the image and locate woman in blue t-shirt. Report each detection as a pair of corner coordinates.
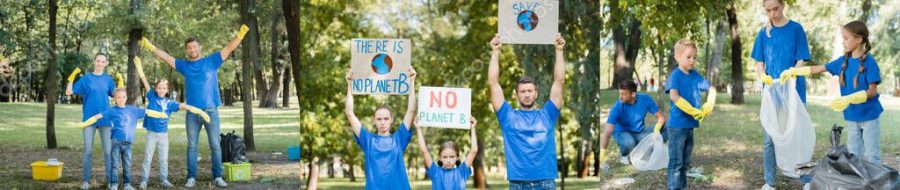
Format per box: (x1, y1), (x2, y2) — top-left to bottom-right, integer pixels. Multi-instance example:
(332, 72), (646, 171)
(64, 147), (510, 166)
(65, 53), (117, 190)
(414, 116), (478, 190)
(779, 20), (884, 165)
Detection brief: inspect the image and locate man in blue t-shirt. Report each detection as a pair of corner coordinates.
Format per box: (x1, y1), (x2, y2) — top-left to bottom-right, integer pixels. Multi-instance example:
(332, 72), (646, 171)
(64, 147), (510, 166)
(344, 68), (417, 190)
(600, 80), (666, 166)
(140, 24), (249, 188)
(487, 33), (566, 189)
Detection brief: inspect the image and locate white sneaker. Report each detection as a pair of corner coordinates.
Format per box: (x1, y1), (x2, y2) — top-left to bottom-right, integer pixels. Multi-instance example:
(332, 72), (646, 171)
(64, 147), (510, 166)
(214, 177), (228, 187)
(123, 184), (135, 190)
(81, 182), (90, 190)
(184, 178), (195, 188)
(138, 181), (147, 189)
(161, 180), (175, 188)
(760, 184), (776, 190)
(802, 183), (810, 190)
(619, 156), (630, 165)
(109, 183), (118, 190)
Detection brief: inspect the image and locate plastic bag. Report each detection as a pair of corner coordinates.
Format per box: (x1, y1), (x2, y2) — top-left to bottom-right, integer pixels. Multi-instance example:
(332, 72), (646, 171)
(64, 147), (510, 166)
(630, 133), (668, 171)
(759, 79), (815, 176)
(810, 125), (900, 189)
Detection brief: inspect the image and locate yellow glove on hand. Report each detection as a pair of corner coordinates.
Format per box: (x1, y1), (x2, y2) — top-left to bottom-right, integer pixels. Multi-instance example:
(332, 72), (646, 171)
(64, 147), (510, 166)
(701, 102), (714, 117)
(758, 73), (773, 85)
(145, 110), (168, 119)
(846, 91), (868, 104)
(830, 91), (869, 112)
(67, 67), (82, 83)
(600, 148), (608, 163)
(779, 66), (811, 84)
(115, 73), (125, 88)
(653, 123), (664, 134)
(237, 24), (249, 40)
(140, 37), (157, 52)
(675, 98), (703, 118)
(186, 106), (211, 123)
(79, 116), (100, 128)
(134, 57), (145, 78)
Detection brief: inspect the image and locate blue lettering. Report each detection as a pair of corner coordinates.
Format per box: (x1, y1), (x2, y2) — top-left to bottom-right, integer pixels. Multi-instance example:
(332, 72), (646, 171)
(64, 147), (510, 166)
(512, 1), (540, 14)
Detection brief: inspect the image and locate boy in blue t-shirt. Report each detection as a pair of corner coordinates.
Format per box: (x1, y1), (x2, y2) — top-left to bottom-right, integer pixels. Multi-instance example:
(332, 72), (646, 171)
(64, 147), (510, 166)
(79, 88), (168, 190)
(600, 80), (667, 166)
(664, 39), (717, 190)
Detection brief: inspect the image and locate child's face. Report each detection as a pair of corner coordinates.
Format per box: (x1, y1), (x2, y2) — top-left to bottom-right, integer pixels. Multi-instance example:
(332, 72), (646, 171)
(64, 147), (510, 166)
(439, 149), (459, 169)
(114, 91), (127, 107)
(764, 0), (785, 22)
(675, 47), (697, 70)
(155, 81), (169, 97)
(841, 29), (863, 53)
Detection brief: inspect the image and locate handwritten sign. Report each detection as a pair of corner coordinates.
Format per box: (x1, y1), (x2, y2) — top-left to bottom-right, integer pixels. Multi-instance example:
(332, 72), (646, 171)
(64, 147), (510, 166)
(498, 0), (559, 44)
(350, 38), (412, 95)
(417, 86), (471, 129)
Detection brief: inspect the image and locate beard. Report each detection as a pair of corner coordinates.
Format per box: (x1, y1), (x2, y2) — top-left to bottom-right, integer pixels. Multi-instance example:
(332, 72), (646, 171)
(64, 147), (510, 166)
(519, 100), (535, 109)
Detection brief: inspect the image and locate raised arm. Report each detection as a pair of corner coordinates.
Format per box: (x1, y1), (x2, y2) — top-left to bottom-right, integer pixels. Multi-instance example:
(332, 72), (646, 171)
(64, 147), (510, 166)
(487, 34), (505, 111)
(140, 37), (176, 69)
(549, 33), (566, 109)
(345, 71), (362, 137)
(414, 117), (433, 169)
(220, 24), (249, 61)
(464, 116), (478, 167)
(401, 68), (417, 129)
(134, 57), (150, 91)
(65, 67), (81, 96)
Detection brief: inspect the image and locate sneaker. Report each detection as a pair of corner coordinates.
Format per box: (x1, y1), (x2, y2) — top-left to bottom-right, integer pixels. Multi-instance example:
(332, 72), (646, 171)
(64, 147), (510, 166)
(123, 185), (135, 190)
(760, 184), (776, 190)
(619, 156), (630, 165)
(139, 181), (147, 189)
(109, 183), (118, 190)
(161, 180), (175, 188)
(184, 178), (195, 188)
(214, 177), (228, 187)
(802, 183), (810, 190)
(81, 182), (90, 190)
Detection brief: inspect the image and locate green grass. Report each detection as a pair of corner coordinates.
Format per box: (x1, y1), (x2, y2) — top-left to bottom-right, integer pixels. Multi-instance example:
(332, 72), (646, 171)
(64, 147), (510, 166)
(316, 176), (601, 190)
(0, 101), (301, 189)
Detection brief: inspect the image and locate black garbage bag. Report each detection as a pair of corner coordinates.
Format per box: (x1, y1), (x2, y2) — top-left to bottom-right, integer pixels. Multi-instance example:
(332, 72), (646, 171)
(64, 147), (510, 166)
(220, 130), (247, 164)
(810, 125), (900, 190)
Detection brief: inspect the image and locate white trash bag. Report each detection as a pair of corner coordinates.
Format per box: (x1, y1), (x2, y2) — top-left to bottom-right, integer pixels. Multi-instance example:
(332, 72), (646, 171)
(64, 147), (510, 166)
(760, 79), (815, 177)
(630, 133), (668, 171)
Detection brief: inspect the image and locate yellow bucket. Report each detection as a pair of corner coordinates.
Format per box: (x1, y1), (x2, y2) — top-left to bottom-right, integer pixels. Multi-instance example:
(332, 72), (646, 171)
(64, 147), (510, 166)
(31, 161), (64, 181)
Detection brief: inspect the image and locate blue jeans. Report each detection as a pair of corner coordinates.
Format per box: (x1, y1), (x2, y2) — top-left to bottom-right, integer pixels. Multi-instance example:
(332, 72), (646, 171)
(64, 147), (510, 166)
(110, 139), (133, 184)
(82, 125), (112, 183)
(185, 107), (223, 178)
(847, 119), (881, 164)
(613, 127), (659, 157)
(509, 179), (556, 190)
(667, 127), (694, 190)
(763, 132), (811, 186)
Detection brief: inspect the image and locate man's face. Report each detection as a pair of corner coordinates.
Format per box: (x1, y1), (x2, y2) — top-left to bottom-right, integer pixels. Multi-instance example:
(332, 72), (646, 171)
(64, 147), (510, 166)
(185, 41), (202, 59)
(515, 83), (537, 109)
(618, 89), (636, 104)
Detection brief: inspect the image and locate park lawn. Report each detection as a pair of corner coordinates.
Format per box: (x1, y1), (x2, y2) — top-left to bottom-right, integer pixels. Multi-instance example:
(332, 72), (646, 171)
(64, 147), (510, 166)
(311, 91), (900, 189)
(0, 102), (301, 189)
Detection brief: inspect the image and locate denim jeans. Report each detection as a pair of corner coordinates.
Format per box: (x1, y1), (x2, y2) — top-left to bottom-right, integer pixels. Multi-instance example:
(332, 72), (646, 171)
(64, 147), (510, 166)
(509, 179), (556, 190)
(613, 127), (656, 157)
(82, 125), (112, 183)
(141, 132), (169, 182)
(667, 127), (694, 190)
(185, 107), (223, 178)
(847, 119), (881, 164)
(110, 139), (133, 184)
(763, 132), (811, 186)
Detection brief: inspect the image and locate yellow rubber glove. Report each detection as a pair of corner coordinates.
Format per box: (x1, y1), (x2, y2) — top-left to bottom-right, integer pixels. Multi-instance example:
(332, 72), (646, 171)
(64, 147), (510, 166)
(115, 73), (125, 88)
(185, 105), (211, 123)
(653, 123), (664, 134)
(67, 67), (81, 83)
(779, 66), (811, 84)
(846, 91), (868, 104)
(701, 102), (714, 117)
(830, 97), (850, 111)
(674, 98), (703, 118)
(831, 91), (869, 111)
(599, 148), (608, 163)
(237, 24), (249, 40)
(145, 110), (168, 119)
(140, 37), (157, 52)
(78, 115), (100, 128)
(134, 57), (146, 78)
(758, 73), (773, 85)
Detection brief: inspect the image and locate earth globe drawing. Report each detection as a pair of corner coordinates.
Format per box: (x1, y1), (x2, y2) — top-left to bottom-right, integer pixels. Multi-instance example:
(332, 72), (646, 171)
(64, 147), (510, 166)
(371, 53), (393, 75)
(517, 10), (539, 32)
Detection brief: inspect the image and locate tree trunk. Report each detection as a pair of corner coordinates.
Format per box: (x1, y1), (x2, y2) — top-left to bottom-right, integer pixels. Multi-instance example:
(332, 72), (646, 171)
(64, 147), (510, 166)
(726, 4), (744, 104)
(126, 0), (143, 105)
(283, 0), (302, 118)
(306, 157), (319, 190)
(474, 133), (488, 189)
(348, 162), (356, 182)
(860, 0), (872, 22)
(281, 62), (291, 108)
(261, 5), (283, 108)
(611, 20), (642, 88)
(708, 19), (726, 85)
(239, 0), (256, 151)
(44, 0), (59, 149)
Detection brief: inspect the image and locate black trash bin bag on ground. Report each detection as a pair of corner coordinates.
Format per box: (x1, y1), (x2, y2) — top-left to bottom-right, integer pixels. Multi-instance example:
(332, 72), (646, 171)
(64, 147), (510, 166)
(810, 125), (900, 190)
(220, 130), (247, 164)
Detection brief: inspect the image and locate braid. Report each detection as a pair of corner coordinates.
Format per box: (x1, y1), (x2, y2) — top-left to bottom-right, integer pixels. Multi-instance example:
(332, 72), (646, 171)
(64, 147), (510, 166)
(853, 41), (871, 88)
(839, 51), (850, 87)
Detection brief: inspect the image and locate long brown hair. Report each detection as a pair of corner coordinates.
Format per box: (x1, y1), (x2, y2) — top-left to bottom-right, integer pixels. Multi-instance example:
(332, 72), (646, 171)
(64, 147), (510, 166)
(839, 21), (871, 88)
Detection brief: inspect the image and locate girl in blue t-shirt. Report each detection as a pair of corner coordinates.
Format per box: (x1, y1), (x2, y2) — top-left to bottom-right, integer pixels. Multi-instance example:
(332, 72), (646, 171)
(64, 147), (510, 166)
(779, 20), (884, 164)
(415, 116), (478, 190)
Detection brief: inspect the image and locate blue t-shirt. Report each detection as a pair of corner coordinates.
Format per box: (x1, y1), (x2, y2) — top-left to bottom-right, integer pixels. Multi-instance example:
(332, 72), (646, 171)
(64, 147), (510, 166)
(354, 123), (412, 190)
(72, 73), (116, 127)
(143, 90), (180, 133)
(102, 105), (146, 142)
(824, 54), (883, 122)
(497, 100), (560, 181)
(606, 93), (660, 135)
(751, 20), (812, 102)
(665, 69), (711, 128)
(175, 52), (223, 108)
(427, 162), (471, 190)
